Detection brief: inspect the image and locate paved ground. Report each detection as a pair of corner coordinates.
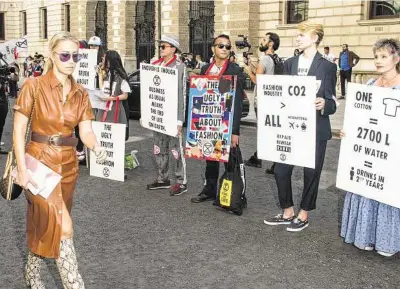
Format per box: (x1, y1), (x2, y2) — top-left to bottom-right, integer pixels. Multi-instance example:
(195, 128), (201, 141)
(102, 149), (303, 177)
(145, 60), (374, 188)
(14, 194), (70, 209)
(0, 101), (399, 289)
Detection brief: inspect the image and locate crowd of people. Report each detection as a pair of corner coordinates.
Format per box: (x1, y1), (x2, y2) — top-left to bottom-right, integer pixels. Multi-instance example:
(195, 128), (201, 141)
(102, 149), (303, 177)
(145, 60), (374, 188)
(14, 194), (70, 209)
(5, 21), (400, 289)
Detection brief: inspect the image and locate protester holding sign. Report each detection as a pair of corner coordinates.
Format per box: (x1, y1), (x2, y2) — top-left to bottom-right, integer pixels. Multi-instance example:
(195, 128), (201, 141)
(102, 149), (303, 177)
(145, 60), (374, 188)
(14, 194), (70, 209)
(145, 35), (188, 196)
(264, 23), (337, 231)
(340, 39), (400, 257)
(190, 34), (245, 204)
(13, 32), (107, 289)
(97, 50), (130, 126)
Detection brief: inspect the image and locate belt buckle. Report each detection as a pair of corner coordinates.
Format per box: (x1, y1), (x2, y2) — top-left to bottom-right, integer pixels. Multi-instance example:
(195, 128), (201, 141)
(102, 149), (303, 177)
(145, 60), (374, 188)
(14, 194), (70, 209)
(49, 134), (61, 146)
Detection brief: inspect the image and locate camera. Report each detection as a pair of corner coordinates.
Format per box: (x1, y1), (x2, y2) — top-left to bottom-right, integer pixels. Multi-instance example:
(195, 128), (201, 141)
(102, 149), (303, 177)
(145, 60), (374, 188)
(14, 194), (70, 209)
(235, 35), (252, 65)
(235, 35), (251, 50)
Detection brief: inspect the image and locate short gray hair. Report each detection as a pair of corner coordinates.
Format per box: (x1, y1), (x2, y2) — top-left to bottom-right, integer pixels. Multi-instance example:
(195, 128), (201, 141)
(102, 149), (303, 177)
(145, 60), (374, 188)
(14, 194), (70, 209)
(373, 38), (400, 73)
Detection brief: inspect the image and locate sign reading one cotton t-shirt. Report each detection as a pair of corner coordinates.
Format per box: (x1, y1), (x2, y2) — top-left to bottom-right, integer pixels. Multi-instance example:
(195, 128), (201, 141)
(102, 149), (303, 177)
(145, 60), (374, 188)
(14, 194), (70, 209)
(72, 49), (97, 90)
(336, 83), (400, 208)
(185, 75), (236, 163)
(90, 121), (126, 182)
(140, 63), (178, 137)
(256, 75), (316, 168)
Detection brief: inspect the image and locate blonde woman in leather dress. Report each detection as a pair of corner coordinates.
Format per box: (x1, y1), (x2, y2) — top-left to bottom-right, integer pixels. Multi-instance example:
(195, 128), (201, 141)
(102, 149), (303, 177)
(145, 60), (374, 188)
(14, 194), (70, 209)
(13, 32), (107, 289)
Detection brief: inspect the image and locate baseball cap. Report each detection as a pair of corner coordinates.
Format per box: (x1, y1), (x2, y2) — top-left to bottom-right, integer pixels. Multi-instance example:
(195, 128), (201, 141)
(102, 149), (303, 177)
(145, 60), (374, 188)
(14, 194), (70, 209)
(88, 36), (102, 46)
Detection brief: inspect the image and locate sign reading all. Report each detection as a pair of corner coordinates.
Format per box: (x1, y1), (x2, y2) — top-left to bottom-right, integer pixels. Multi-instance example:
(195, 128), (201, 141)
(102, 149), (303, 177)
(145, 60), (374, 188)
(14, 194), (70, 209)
(256, 75), (317, 168)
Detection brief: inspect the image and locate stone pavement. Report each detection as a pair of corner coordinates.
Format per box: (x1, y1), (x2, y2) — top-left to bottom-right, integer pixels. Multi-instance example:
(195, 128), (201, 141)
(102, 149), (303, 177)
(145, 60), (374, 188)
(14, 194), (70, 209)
(0, 106), (399, 289)
(242, 89), (346, 138)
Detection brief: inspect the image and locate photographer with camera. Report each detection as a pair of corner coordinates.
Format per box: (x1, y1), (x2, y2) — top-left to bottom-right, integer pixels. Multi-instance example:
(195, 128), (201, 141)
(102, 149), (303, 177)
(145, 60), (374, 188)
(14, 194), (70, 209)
(243, 32), (282, 171)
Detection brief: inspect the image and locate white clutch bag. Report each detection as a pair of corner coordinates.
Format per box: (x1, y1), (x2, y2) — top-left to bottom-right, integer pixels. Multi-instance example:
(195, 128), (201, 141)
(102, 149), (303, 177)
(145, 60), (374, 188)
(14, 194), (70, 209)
(12, 153), (62, 199)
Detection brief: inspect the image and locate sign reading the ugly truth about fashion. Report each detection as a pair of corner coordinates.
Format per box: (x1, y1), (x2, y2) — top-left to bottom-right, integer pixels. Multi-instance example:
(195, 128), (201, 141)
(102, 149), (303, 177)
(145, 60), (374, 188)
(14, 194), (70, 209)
(185, 75), (236, 163)
(72, 49), (97, 90)
(90, 121), (126, 182)
(256, 75), (316, 168)
(140, 63), (178, 137)
(336, 83), (400, 208)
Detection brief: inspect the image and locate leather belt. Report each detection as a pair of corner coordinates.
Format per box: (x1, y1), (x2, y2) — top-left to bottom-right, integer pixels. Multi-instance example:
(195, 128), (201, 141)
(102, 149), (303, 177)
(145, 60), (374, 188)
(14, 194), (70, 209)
(31, 132), (78, 147)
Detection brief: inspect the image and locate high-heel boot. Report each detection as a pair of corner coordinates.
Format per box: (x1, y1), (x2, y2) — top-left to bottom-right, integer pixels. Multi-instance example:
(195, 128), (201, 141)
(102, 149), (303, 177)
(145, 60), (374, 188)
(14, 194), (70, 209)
(56, 239), (85, 289)
(25, 251), (46, 289)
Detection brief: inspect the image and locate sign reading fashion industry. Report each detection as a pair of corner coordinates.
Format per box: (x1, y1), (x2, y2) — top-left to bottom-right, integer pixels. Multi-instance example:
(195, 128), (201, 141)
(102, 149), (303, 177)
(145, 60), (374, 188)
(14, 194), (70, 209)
(140, 63), (178, 137)
(72, 49), (97, 90)
(336, 83), (400, 209)
(256, 75), (317, 168)
(90, 121), (126, 182)
(185, 75), (237, 163)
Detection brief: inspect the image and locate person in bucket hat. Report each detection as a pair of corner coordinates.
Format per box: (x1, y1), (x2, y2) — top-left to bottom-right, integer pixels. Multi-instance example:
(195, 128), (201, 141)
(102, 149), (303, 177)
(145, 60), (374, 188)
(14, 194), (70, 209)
(145, 35), (188, 196)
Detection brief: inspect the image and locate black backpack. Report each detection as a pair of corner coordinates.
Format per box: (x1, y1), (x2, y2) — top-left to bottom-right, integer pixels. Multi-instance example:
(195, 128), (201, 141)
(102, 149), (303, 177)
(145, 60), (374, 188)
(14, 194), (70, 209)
(268, 54), (284, 75)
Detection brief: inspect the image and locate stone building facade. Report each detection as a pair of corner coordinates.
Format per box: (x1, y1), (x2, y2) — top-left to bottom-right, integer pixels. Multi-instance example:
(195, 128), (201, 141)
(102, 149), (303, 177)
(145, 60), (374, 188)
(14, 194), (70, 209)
(1, 0), (399, 77)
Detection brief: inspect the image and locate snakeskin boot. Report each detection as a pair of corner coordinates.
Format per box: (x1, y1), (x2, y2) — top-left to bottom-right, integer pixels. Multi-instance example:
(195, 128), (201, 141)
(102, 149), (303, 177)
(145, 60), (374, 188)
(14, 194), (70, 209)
(56, 239), (85, 289)
(25, 251), (46, 289)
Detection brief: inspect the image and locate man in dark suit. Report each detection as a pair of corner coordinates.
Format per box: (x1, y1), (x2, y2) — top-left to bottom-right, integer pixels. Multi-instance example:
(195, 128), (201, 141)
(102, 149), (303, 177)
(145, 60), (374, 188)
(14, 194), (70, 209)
(264, 23), (337, 231)
(191, 34), (245, 203)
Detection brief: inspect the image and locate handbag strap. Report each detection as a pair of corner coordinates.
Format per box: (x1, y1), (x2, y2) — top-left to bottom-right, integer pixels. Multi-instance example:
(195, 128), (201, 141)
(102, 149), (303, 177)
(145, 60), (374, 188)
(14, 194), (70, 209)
(101, 98), (120, 123)
(24, 78), (39, 145)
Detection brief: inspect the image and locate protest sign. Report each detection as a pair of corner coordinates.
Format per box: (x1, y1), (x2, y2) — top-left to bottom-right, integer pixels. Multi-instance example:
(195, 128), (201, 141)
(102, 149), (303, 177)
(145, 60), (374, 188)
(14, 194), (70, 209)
(90, 121), (126, 182)
(185, 75), (236, 163)
(72, 49), (97, 90)
(140, 63), (178, 137)
(257, 75), (316, 168)
(0, 36), (28, 63)
(337, 83), (400, 208)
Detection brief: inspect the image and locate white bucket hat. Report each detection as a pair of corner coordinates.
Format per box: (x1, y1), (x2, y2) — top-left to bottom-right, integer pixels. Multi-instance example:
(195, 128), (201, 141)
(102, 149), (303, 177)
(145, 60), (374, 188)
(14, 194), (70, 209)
(158, 35), (181, 54)
(88, 36), (102, 46)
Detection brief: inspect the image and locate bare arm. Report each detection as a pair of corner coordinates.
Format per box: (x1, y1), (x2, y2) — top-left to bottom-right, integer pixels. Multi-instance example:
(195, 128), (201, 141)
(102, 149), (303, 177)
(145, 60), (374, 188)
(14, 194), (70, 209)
(78, 120), (99, 151)
(245, 63), (265, 84)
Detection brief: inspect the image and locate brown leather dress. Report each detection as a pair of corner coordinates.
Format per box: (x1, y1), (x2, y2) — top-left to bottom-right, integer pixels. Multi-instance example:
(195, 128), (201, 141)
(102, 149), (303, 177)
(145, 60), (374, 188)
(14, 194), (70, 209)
(14, 71), (94, 258)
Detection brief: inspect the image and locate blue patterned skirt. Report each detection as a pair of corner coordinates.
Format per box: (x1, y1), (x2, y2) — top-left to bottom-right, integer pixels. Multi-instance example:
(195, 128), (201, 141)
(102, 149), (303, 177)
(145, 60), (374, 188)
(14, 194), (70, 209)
(341, 192), (400, 254)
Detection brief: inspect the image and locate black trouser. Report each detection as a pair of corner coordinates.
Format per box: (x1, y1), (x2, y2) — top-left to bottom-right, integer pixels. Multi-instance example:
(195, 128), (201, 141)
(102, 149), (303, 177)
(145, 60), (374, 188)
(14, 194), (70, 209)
(74, 126), (84, 152)
(204, 160), (228, 199)
(340, 69), (352, 97)
(9, 81), (18, 98)
(0, 101), (8, 144)
(273, 140), (327, 211)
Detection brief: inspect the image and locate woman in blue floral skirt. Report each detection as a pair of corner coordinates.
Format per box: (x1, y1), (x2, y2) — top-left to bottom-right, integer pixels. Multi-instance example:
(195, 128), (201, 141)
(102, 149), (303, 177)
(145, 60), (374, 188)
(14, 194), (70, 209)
(340, 38), (400, 257)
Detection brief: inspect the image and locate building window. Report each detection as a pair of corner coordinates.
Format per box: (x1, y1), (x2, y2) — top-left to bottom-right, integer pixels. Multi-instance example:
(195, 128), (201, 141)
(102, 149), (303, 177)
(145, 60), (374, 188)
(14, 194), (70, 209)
(95, 1), (107, 50)
(21, 11), (27, 36)
(370, 1), (400, 19)
(63, 4), (70, 32)
(0, 13), (5, 40)
(40, 7), (47, 39)
(189, 0), (215, 62)
(286, 0), (309, 24)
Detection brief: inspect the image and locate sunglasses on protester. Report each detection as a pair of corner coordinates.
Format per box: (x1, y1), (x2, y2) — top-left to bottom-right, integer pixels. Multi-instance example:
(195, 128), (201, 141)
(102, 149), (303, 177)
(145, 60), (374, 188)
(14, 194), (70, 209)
(214, 44), (232, 50)
(159, 45), (173, 50)
(55, 52), (82, 63)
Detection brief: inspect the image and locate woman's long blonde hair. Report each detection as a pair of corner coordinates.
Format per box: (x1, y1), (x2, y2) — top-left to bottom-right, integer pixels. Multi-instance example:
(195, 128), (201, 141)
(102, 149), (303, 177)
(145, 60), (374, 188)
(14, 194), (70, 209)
(43, 31), (79, 74)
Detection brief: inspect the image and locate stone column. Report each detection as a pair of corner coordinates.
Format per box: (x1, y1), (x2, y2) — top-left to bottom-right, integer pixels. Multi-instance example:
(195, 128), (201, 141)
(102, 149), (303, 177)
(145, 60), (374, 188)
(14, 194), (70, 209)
(158, 0), (190, 53)
(70, 0), (89, 41)
(214, 0), (259, 62)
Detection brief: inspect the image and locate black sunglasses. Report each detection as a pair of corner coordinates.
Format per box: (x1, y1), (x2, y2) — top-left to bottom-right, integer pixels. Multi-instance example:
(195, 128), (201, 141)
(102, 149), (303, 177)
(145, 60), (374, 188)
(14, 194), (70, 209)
(215, 44), (232, 50)
(159, 45), (173, 50)
(55, 52), (81, 63)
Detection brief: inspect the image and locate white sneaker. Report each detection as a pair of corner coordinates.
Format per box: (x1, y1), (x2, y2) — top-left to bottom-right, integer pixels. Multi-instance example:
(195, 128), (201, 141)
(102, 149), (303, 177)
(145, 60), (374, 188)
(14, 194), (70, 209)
(377, 251), (395, 257)
(364, 246), (374, 251)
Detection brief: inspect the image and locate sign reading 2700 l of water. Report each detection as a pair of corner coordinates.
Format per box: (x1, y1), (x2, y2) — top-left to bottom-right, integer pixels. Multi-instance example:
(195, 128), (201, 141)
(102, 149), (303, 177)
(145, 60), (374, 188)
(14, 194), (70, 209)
(185, 75), (237, 163)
